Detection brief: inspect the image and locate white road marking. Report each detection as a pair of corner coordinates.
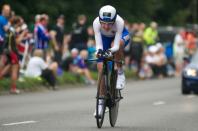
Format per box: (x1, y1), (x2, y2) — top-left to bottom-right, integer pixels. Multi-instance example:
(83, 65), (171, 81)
(153, 101), (166, 106)
(2, 120), (37, 126)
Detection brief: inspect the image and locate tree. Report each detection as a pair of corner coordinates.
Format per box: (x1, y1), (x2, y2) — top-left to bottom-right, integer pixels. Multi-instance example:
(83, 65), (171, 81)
(0, 0), (196, 27)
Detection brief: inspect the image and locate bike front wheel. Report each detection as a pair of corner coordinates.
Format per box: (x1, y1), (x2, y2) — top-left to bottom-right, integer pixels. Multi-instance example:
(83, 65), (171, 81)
(96, 73), (106, 128)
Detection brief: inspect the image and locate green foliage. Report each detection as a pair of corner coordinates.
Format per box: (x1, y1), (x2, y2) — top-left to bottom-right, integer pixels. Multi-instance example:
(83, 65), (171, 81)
(0, 70), (134, 93)
(16, 77), (43, 91)
(90, 71), (98, 80)
(125, 69), (136, 78)
(0, 72), (86, 92)
(169, 10), (191, 25)
(0, 0), (196, 27)
(57, 72), (84, 85)
(0, 78), (10, 91)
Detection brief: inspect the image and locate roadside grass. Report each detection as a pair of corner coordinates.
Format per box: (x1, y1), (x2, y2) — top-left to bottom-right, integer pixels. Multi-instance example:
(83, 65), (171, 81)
(0, 70), (135, 93)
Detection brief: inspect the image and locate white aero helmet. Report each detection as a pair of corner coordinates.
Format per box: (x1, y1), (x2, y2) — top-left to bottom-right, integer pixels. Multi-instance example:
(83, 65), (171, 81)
(99, 5), (117, 23)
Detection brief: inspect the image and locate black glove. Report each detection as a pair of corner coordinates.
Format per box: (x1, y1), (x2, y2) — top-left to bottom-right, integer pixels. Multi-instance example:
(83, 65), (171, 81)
(96, 49), (104, 58)
(104, 49), (113, 58)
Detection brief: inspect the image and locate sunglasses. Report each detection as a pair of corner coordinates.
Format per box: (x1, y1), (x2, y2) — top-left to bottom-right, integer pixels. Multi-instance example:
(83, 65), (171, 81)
(100, 21), (114, 25)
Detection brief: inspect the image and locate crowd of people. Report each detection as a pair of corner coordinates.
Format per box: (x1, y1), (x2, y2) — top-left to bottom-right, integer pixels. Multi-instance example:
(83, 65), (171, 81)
(124, 21), (197, 79)
(0, 4), (197, 94)
(0, 4), (97, 93)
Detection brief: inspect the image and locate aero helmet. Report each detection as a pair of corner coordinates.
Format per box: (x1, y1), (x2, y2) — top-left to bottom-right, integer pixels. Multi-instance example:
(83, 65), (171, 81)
(99, 5), (117, 23)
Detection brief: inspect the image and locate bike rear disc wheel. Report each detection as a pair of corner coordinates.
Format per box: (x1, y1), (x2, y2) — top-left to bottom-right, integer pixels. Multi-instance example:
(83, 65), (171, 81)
(109, 70), (119, 127)
(109, 90), (119, 127)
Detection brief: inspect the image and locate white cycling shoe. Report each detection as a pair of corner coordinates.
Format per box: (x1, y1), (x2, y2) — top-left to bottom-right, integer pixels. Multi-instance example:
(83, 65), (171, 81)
(116, 73), (125, 90)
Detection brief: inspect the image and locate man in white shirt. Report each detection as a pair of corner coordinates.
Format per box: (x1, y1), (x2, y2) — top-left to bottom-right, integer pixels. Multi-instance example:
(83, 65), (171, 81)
(25, 49), (58, 89)
(25, 54), (47, 77)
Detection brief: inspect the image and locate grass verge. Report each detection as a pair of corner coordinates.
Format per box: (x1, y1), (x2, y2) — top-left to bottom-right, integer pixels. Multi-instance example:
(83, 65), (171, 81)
(0, 70), (135, 93)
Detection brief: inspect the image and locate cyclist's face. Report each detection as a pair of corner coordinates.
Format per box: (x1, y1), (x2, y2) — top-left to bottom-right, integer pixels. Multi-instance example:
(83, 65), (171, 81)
(100, 22), (114, 31)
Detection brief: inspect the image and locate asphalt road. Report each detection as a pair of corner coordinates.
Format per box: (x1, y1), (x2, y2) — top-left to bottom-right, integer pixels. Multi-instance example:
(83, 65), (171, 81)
(0, 77), (198, 131)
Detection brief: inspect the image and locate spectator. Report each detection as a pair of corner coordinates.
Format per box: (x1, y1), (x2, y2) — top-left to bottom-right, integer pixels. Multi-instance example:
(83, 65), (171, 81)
(129, 23), (139, 36)
(185, 31), (197, 57)
(0, 4), (11, 56)
(15, 17), (34, 69)
(139, 22), (146, 32)
(61, 48), (78, 72)
(62, 34), (71, 60)
(87, 26), (95, 40)
(25, 49), (58, 89)
(87, 26), (96, 60)
(143, 21), (159, 47)
(34, 14), (50, 50)
(145, 44), (167, 78)
(35, 14), (41, 26)
(130, 23), (145, 74)
(155, 43), (167, 77)
(0, 16), (22, 94)
(138, 53), (153, 79)
(124, 23), (139, 68)
(71, 50), (95, 85)
(87, 38), (96, 70)
(51, 14), (65, 65)
(69, 14), (88, 51)
(173, 29), (186, 76)
(87, 39), (96, 59)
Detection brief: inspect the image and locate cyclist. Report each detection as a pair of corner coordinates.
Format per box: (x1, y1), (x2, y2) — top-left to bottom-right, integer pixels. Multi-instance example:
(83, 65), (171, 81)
(93, 5), (130, 116)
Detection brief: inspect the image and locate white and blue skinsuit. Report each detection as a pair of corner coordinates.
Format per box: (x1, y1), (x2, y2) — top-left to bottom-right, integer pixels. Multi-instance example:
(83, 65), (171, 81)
(93, 15), (130, 55)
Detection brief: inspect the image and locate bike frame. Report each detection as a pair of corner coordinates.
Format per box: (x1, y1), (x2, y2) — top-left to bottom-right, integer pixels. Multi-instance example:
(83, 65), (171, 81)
(86, 57), (122, 128)
(102, 59), (114, 102)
